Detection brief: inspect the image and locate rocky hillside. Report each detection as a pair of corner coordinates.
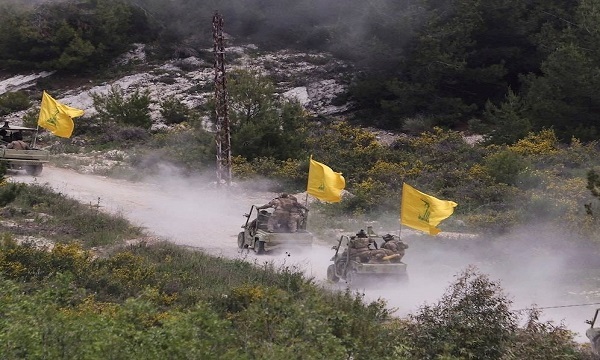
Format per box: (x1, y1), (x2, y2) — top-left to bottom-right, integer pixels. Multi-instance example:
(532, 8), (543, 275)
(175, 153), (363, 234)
(0, 43), (353, 128)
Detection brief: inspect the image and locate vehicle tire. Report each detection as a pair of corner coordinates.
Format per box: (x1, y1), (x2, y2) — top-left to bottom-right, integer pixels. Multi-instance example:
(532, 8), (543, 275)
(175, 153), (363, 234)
(346, 270), (356, 284)
(25, 164), (43, 176)
(237, 232), (247, 249)
(256, 240), (266, 255)
(327, 264), (339, 283)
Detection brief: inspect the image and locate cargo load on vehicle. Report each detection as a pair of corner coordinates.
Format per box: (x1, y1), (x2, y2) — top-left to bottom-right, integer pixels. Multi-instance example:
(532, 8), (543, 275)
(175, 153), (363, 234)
(327, 227), (409, 285)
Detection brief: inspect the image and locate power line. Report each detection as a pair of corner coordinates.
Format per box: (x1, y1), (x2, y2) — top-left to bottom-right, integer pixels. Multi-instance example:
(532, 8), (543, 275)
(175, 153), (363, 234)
(514, 302), (600, 312)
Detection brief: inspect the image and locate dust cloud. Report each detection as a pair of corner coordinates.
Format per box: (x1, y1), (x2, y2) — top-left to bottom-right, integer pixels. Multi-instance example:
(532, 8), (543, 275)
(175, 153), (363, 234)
(10, 166), (600, 341)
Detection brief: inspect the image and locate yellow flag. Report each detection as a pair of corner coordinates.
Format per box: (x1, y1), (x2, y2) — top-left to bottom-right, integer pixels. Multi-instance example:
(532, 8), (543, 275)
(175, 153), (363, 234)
(306, 156), (346, 202)
(38, 91), (84, 138)
(400, 183), (457, 235)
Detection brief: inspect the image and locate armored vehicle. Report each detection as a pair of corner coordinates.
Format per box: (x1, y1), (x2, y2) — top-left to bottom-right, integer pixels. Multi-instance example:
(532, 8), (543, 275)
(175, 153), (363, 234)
(0, 122), (49, 175)
(326, 229), (408, 285)
(237, 205), (313, 254)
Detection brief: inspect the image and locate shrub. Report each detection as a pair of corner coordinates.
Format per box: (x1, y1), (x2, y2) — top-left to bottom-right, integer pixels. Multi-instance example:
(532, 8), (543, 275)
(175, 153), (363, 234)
(483, 148), (528, 185)
(0, 91), (30, 116)
(509, 129), (560, 156)
(0, 182), (22, 206)
(407, 267), (517, 360)
(92, 85), (152, 129)
(159, 95), (192, 125)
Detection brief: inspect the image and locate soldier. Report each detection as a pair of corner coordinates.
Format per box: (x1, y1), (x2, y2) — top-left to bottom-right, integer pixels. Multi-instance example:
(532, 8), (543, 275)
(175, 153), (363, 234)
(381, 234), (408, 261)
(6, 131), (29, 150)
(287, 196), (309, 233)
(347, 229), (373, 262)
(0, 129), (10, 144)
(257, 193), (290, 232)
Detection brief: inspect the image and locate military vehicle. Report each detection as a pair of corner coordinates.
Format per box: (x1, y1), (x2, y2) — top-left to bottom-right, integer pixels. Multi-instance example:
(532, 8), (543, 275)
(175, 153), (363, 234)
(326, 228), (408, 285)
(0, 121), (49, 175)
(237, 205), (313, 254)
(586, 308), (600, 356)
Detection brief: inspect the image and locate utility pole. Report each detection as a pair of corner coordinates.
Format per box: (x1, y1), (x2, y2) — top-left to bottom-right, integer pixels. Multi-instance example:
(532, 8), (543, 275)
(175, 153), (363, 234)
(212, 11), (232, 186)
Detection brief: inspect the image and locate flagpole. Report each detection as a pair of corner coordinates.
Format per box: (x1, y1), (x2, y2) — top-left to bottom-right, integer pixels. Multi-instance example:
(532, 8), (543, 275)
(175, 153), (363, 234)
(33, 125), (39, 148)
(399, 180), (404, 239)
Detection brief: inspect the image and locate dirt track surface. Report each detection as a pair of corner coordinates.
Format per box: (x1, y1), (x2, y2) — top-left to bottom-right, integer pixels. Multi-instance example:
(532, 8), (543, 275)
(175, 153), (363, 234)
(8, 165), (333, 276)
(8, 166), (598, 341)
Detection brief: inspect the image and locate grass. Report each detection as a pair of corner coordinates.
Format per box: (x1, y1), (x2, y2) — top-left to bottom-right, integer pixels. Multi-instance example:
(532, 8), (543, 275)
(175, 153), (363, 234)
(2, 183), (143, 248)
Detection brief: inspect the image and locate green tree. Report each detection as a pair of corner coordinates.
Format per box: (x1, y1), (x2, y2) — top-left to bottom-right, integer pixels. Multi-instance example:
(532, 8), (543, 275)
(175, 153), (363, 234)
(484, 89), (532, 145)
(227, 69), (308, 160)
(0, 0), (156, 71)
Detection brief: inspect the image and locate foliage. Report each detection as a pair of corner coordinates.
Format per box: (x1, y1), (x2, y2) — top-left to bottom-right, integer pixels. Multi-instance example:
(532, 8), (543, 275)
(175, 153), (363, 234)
(407, 267), (517, 360)
(226, 69), (309, 161)
(0, 182), (22, 207)
(92, 85), (153, 129)
(9, 183), (143, 247)
(0, 0), (157, 71)
(483, 89), (532, 145)
(0, 91), (30, 116)
(508, 129), (560, 156)
(159, 95), (195, 125)
(508, 309), (584, 360)
(0, 179), (591, 359)
(483, 148), (528, 185)
(134, 125), (216, 173)
(232, 156), (306, 189)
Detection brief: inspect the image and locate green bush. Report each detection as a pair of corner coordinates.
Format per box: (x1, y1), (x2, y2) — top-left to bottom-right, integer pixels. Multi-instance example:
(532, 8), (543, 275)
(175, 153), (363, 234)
(0, 91), (30, 116)
(159, 95), (193, 125)
(483, 148), (528, 185)
(92, 85), (152, 129)
(407, 267), (517, 360)
(0, 183), (22, 207)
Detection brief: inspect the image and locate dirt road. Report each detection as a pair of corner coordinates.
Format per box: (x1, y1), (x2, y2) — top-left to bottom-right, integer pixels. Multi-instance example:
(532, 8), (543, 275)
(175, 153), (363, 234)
(9, 165), (332, 275)
(8, 166), (598, 341)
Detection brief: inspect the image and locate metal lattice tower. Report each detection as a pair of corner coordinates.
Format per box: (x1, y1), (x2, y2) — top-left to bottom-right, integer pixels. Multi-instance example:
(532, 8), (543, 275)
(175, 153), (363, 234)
(212, 11), (232, 186)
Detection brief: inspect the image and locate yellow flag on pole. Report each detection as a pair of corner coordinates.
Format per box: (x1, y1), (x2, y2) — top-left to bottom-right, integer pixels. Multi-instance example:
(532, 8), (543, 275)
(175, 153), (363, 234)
(307, 156), (345, 202)
(38, 91), (84, 138)
(400, 183), (458, 235)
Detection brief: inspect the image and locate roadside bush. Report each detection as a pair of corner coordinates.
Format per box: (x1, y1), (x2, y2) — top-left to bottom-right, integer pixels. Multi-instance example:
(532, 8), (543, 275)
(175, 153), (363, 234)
(92, 85), (152, 129)
(407, 267), (517, 360)
(0, 240), (90, 281)
(508, 308), (585, 360)
(0, 182), (22, 206)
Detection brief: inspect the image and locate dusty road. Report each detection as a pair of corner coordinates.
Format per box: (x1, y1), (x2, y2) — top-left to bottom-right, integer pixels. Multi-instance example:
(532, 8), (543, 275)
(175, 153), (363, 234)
(8, 166), (600, 341)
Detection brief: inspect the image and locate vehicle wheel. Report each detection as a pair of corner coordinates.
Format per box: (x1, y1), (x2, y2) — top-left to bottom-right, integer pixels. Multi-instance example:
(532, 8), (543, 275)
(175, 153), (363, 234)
(327, 264), (339, 283)
(25, 164), (43, 176)
(346, 270), (356, 284)
(237, 232), (247, 249)
(256, 240), (266, 255)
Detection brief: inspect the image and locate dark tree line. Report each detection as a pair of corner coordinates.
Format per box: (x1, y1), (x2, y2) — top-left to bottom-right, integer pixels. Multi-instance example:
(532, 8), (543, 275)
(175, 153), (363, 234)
(1, 0), (599, 143)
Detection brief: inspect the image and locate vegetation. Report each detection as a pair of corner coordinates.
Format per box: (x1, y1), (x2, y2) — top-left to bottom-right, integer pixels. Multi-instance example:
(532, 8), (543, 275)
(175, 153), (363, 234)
(1, 1), (600, 356)
(0, 182), (593, 359)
